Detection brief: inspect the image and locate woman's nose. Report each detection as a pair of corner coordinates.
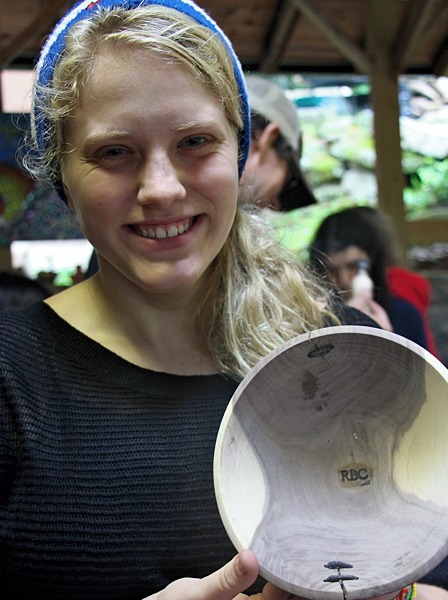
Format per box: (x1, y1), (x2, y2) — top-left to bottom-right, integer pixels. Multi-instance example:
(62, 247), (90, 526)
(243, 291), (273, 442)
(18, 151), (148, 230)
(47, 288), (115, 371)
(137, 153), (186, 205)
(337, 268), (354, 291)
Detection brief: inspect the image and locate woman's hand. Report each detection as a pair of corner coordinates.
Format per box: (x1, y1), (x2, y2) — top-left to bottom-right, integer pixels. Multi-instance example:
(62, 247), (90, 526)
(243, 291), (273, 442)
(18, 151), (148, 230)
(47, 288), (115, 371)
(347, 296), (393, 331)
(287, 583), (448, 600)
(144, 550), (293, 600)
(143, 551), (258, 600)
(144, 551), (448, 600)
(414, 584), (448, 600)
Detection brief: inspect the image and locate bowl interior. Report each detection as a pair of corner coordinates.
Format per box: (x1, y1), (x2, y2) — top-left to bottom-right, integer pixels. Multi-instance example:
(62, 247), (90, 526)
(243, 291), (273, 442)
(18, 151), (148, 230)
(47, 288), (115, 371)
(214, 326), (448, 600)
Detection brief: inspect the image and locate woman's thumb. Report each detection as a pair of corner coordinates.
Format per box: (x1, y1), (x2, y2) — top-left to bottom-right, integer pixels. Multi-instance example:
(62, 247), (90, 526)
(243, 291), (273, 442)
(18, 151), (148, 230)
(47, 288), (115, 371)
(143, 551), (259, 600)
(201, 550), (259, 600)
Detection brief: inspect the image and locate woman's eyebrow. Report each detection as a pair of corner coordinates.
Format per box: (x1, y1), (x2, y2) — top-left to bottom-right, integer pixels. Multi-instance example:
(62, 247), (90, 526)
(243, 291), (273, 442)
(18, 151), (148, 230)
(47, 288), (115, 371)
(176, 119), (217, 131)
(84, 130), (131, 142)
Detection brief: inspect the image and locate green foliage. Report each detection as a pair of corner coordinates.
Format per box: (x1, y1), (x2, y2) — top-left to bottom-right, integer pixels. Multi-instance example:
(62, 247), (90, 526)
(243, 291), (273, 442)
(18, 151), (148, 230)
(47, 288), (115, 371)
(267, 106), (448, 255)
(260, 76), (448, 252)
(404, 157), (448, 217)
(265, 198), (370, 256)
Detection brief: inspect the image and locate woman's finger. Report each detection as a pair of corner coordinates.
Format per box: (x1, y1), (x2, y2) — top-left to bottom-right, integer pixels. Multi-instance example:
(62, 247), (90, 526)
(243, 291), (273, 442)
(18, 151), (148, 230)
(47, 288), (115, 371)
(199, 550), (260, 600)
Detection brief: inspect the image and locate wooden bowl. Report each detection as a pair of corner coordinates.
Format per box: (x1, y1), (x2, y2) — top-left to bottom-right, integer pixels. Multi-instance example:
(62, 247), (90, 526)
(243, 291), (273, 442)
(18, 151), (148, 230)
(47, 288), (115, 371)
(214, 326), (448, 600)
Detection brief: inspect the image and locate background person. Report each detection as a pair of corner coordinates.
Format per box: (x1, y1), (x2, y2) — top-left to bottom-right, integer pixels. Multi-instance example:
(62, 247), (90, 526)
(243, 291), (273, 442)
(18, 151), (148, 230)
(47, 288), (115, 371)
(308, 206), (431, 350)
(241, 75), (317, 212)
(354, 206), (440, 358)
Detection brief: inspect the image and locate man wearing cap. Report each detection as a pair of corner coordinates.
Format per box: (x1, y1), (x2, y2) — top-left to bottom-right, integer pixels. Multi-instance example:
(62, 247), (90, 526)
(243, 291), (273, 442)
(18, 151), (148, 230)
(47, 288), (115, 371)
(241, 75), (317, 212)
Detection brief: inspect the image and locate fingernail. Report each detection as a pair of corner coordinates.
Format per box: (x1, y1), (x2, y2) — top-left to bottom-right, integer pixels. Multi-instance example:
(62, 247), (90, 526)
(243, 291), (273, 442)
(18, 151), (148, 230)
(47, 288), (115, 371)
(236, 554), (248, 581)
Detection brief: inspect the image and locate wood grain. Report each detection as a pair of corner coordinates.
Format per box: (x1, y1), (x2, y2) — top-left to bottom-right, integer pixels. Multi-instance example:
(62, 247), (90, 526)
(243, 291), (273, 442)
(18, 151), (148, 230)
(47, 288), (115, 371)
(214, 326), (448, 600)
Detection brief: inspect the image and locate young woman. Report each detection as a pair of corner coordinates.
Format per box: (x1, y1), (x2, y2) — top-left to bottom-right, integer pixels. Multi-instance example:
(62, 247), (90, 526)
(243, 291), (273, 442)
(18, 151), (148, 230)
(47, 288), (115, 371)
(1, 1), (446, 599)
(308, 206), (431, 350)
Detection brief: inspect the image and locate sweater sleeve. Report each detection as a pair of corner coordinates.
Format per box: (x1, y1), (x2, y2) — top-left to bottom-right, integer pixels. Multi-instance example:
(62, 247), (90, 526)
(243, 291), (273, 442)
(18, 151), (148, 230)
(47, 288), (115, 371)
(0, 374), (18, 585)
(388, 296), (429, 350)
(0, 373), (17, 497)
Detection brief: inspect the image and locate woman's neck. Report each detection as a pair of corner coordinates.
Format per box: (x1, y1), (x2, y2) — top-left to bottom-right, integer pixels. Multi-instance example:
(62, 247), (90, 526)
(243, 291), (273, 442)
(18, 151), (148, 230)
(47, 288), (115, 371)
(45, 275), (218, 376)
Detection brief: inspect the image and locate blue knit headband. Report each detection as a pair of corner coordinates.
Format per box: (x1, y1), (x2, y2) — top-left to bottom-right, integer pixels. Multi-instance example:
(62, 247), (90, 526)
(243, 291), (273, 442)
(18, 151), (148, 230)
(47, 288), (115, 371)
(33, 0), (250, 195)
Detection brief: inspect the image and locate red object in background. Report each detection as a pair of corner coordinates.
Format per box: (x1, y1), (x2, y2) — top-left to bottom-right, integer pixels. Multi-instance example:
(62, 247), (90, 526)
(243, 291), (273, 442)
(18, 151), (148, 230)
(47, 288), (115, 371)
(387, 265), (440, 359)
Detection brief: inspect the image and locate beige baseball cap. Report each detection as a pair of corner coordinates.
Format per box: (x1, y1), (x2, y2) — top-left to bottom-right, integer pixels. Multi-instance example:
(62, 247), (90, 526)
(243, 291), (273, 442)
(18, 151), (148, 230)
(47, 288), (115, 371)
(245, 75), (317, 211)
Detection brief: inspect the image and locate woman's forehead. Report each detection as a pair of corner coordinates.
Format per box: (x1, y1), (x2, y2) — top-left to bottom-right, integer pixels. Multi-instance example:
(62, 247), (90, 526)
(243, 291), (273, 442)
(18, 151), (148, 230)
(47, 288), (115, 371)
(75, 48), (227, 117)
(326, 245), (370, 264)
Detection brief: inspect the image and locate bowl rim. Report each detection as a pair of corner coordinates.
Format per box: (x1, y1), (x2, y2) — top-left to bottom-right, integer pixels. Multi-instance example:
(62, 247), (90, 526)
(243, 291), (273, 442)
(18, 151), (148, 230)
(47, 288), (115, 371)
(214, 325), (448, 599)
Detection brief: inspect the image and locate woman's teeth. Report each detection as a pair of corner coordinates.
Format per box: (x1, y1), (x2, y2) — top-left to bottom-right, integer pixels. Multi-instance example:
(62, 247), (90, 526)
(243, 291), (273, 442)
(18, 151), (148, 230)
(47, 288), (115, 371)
(135, 220), (191, 239)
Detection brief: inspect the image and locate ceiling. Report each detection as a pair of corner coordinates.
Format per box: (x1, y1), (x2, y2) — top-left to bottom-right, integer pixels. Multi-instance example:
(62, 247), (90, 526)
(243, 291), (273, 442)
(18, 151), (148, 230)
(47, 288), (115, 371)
(1, 0), (447, 76)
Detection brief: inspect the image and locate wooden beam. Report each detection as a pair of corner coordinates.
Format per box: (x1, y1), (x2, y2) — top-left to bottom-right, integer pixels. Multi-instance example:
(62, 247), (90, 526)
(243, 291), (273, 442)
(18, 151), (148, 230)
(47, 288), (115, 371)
(367, 0), (408, 251)
(422, 6), (448, 77)
(259, 0), (300, 73)
(419, 2), (448, 53)
(407, 220), (448, 246)
(391, 0), (439, 76)
(433, 38), (448, 76)
(287, 0), (372, 74)
(0, 0), (71, 70)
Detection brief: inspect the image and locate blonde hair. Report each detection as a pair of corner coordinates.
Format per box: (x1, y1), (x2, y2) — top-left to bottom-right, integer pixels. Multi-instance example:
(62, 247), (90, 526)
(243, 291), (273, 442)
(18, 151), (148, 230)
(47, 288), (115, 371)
(24, 5), (243, 188)
(24, 4), (337, 380)
(199, 207), (337, 379)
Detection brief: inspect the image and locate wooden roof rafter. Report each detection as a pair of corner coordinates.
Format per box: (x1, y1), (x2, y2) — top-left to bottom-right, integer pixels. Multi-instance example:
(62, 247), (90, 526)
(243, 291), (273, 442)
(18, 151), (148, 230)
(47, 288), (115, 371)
(0, 0), (71, 71)
(392, 0), (443, 76)
(287, 0), (372, 74)
(259, 0), (301, 73)
(433, 38), (448, 76)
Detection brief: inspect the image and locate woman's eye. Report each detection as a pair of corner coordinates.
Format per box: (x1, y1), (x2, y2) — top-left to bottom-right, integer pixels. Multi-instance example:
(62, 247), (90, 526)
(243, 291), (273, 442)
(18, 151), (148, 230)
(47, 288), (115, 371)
(96, 147), (129, 161)
(348, 263), (364, 273)
(181, 135), (208, 148)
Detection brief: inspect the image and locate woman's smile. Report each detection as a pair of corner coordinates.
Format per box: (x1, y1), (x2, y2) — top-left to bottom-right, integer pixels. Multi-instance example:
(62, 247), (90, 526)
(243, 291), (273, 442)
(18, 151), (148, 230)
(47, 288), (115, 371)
(129, 216), (196, 240)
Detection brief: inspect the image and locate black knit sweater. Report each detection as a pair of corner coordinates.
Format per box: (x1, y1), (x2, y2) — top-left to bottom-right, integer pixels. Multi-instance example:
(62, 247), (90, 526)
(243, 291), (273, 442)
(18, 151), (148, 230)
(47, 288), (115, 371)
(0, 302), (240, 599)
(1, 302), (445, 599)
